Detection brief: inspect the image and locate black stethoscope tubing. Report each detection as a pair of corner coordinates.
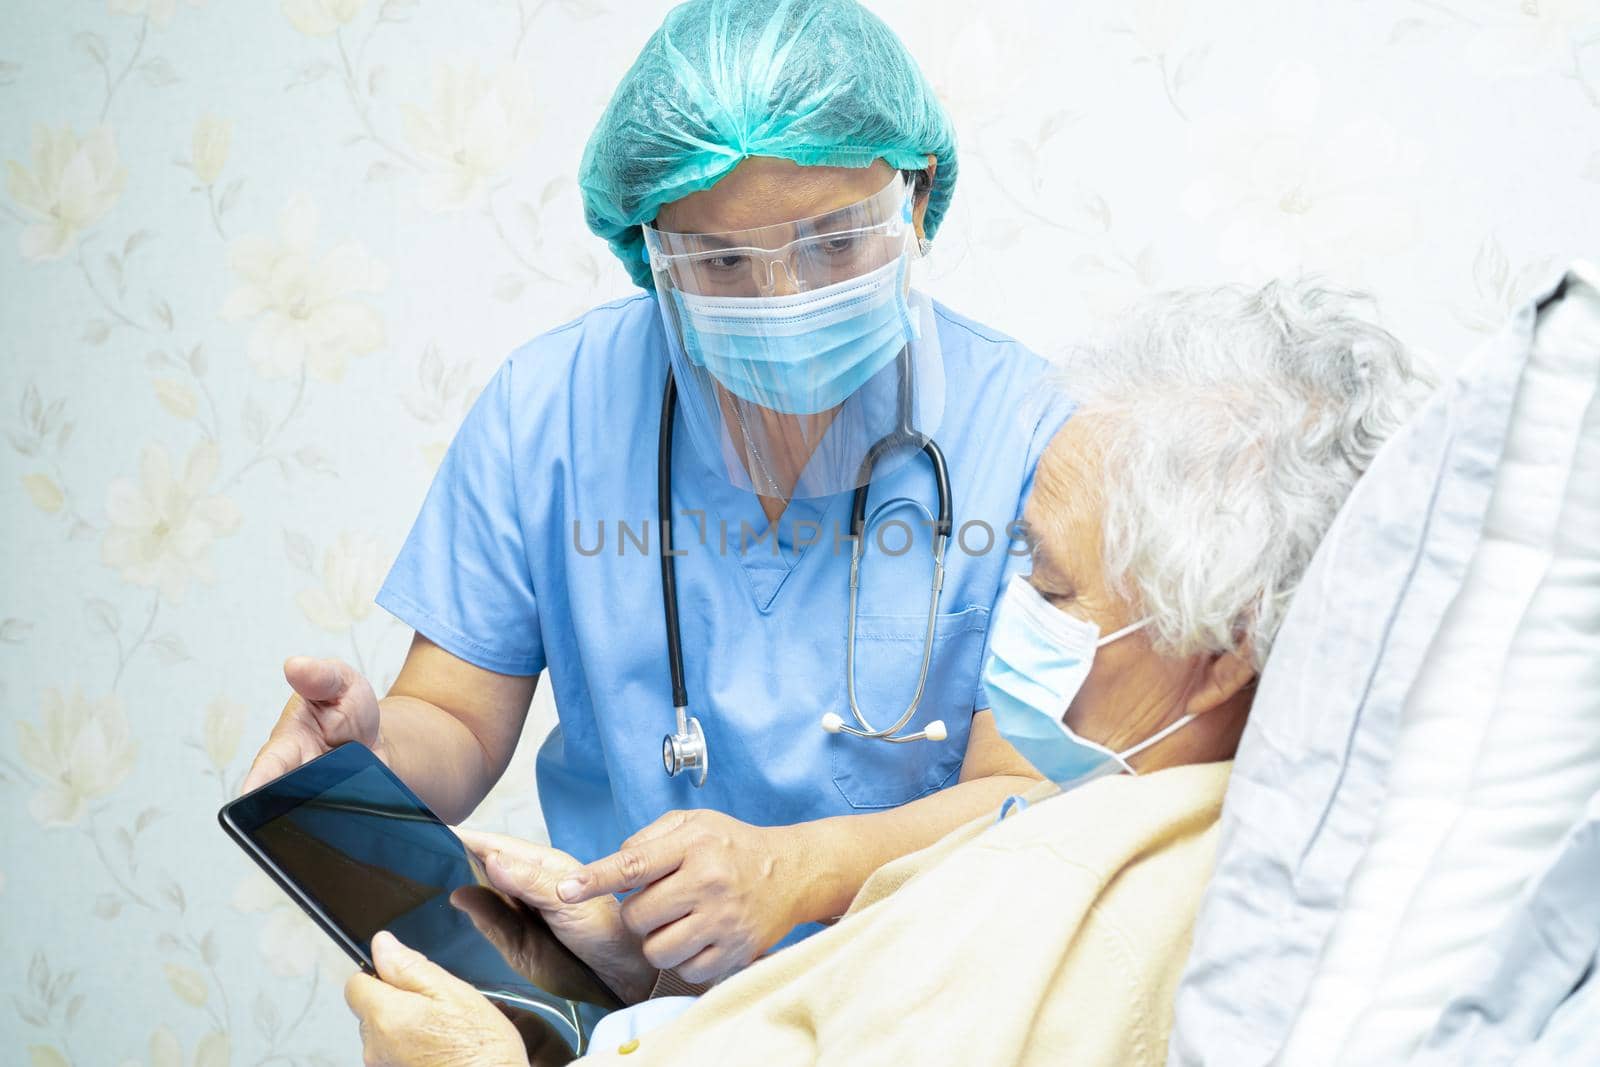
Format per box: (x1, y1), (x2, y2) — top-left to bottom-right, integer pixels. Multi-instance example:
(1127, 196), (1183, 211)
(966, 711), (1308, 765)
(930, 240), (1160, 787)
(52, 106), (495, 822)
(656, 345), (952, 784)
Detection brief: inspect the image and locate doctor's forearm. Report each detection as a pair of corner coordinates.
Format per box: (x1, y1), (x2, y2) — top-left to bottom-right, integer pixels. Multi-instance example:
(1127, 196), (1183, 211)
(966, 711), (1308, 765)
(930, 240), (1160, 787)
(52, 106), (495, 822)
(785, 772), (1041, 924)
(375, 695), (501, 824)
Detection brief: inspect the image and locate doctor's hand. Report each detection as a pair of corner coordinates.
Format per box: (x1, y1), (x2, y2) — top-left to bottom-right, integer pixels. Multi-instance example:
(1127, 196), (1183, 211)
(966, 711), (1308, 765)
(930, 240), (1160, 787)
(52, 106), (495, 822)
(344, 931), (527, 1067)
(456, 828), (656, 1005)
(557, 810), (807, 985)
(240, 656), (382, 794)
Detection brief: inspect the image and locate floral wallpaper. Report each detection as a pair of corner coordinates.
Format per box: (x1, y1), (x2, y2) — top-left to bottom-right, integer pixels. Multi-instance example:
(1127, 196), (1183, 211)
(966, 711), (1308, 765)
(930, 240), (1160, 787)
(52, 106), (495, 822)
(2, 1), (1595, 1064)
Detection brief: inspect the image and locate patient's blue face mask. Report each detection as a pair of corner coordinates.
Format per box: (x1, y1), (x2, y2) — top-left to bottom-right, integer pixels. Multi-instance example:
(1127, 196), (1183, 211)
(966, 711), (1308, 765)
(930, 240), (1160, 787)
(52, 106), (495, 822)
(982, 575), (1196, 788)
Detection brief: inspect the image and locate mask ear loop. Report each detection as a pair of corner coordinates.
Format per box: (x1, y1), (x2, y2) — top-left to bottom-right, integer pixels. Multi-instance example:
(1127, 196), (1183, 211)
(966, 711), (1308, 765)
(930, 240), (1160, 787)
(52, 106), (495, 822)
(1111, 653), (1207, 774)
(1101, 587), (1294, 774)
(1096, 615), (1152, 648)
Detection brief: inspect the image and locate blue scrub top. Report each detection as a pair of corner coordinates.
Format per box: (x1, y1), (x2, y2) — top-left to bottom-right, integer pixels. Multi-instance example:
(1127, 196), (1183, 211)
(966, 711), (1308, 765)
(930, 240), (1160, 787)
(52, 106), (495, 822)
(377, 291), (1072, 882)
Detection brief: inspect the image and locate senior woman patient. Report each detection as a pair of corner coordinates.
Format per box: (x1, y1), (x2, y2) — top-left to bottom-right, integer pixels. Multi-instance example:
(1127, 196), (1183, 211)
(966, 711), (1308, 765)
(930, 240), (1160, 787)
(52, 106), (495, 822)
(345, 279), (1423, 1066)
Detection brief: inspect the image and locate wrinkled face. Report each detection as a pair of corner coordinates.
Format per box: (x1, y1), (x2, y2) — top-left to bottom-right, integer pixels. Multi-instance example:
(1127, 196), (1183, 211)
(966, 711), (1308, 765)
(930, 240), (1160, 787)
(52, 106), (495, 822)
(1019, 418), (1201, 751)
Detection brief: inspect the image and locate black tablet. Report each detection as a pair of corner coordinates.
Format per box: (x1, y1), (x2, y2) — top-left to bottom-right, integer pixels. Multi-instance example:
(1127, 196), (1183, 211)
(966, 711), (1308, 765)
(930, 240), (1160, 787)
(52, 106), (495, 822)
(218, 742), (616, 1062)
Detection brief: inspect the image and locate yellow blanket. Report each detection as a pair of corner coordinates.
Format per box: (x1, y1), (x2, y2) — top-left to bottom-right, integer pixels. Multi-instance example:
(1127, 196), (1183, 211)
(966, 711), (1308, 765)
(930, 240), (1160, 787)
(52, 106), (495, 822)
(579, 760), (1233, 1066)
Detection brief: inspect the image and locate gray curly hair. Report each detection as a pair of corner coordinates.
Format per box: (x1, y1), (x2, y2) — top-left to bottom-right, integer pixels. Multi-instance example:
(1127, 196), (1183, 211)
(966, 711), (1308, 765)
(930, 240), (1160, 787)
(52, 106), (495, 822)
(1062, 278), (1429, 671)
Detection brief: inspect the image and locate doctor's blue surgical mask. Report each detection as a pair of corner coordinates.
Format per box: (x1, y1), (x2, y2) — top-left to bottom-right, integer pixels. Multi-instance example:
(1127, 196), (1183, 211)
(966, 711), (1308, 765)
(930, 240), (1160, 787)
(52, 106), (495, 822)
(670, 252), (919, 415)
(982, 575), (1196, 788)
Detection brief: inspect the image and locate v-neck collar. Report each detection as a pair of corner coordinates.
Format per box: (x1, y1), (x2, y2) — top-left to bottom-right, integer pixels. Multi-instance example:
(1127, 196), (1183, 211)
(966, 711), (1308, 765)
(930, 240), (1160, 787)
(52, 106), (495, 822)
(682, 409), (849, 612)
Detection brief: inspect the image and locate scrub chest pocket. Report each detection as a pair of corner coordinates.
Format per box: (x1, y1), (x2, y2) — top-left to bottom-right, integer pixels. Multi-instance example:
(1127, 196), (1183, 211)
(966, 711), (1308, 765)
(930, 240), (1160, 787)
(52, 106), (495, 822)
(828, 604), (990, 808)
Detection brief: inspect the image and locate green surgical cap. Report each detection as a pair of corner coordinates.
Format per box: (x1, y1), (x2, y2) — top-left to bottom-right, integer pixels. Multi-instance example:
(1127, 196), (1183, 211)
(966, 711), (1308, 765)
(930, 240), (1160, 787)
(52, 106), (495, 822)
(579, 0), (958, 290)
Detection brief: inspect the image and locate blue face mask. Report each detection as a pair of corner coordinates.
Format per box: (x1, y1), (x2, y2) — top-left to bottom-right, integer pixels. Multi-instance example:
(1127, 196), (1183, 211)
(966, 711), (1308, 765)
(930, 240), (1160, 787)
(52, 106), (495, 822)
(982, 575), (1194, 788)
(670, 253), (919, 415)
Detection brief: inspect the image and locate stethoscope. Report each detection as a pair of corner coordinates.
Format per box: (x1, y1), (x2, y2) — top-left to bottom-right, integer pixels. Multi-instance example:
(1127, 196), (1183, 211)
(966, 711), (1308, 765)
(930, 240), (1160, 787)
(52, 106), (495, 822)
(657, 345), (952, 786)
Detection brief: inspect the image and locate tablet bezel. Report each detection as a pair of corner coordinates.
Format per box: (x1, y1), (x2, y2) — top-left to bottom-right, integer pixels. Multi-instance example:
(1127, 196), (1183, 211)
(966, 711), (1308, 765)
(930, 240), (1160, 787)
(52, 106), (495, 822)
(218, 741), (399, 973)
(218, 741), (620, 1061)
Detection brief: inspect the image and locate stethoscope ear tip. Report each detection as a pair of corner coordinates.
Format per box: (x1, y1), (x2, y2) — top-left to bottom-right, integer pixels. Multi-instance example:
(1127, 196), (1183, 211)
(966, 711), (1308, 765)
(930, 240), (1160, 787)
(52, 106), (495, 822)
(923, 719), (947, 742)
(820, 712), (846, 734)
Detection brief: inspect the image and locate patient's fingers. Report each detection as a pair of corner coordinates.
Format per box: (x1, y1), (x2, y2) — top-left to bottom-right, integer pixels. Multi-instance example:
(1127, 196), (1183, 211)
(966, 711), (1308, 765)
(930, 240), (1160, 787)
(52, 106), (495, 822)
(455, 828), (576, 877)
(454, 829), (580, 909)
(371, 931), (474, 1001)
(344, 969), (404, 1019)
(639, 914), (713, 972)
(487, 848), (575, 913)
(558, 834), (687, 903)
(456, 827), (562, 863)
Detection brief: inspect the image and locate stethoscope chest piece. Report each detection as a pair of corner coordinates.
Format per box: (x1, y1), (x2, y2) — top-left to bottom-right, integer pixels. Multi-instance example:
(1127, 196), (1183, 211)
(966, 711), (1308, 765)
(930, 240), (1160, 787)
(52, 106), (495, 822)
(663, 711), (708, 788)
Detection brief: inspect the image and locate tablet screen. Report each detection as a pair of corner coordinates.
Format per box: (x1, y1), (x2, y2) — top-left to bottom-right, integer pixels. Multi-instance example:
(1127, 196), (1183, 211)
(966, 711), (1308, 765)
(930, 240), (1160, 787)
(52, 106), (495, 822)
(251, 763), (484, 950)
(221, 744), (614, 1060)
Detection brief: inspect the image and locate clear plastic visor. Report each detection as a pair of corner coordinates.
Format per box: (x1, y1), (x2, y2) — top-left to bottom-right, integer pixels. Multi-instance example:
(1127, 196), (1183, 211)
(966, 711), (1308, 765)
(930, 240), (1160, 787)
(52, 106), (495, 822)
(641, 173), (944, 501)
(642, 173), (913, 297)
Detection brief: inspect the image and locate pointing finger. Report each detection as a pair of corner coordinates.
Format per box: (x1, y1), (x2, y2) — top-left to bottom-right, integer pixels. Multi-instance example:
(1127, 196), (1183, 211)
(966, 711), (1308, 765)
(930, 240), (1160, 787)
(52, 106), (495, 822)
(557, 833), (687, 903)
(619, 810), (692, 851)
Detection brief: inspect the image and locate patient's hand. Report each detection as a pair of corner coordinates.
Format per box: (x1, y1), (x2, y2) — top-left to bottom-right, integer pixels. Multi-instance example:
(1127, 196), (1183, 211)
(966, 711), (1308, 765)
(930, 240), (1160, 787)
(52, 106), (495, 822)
(448, 885), (623, 1009)
(455, 829), (656, 1005)
(345, 931), (528, 1067)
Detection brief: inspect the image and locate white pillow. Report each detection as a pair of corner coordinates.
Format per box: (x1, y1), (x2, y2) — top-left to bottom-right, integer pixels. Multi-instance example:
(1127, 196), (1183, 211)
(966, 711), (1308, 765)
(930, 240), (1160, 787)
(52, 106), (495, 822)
(1168, 262), (1600, 1066)
(1412, 790), (1600, 1065)
(1288, 265), (1600, 1063)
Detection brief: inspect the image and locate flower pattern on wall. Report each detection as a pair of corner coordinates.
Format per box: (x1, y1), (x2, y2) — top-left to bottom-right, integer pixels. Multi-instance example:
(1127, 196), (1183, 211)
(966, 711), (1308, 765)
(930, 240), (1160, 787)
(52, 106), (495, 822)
(402, 60), (540, 210)
(109, 0), (207, 29)
(1181, 62), (1423, 281)
(147, 1025), (230, 1067)
(282, 0), (367, 38)
(295, 531), (385, 633)
(101, 442), (241, 602)
(220, 194), (389, 382)
(16, 688), (137, 827)
(200, 696), (246, 789)
(231, 872), (351, 982)
(188, 115), (231, 188)
(1462, 0), (1600, 79)
(4, 125), (126, 261)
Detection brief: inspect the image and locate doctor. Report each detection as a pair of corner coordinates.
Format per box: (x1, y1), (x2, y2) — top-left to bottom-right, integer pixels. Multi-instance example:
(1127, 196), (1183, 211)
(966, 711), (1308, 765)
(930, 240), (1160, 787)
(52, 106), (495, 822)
(243, 0), (1071, 990)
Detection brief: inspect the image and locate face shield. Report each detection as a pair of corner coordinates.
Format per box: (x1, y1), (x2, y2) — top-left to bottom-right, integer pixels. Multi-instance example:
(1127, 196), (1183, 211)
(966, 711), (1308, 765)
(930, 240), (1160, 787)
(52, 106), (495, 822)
(642, 173), (945, 500)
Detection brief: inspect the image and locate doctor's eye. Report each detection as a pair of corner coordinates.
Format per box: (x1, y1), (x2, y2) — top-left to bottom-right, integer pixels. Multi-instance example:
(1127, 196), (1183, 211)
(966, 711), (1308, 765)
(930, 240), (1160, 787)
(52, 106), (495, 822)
(817, 235), (860, 257)
(703, 253), (750, 273)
